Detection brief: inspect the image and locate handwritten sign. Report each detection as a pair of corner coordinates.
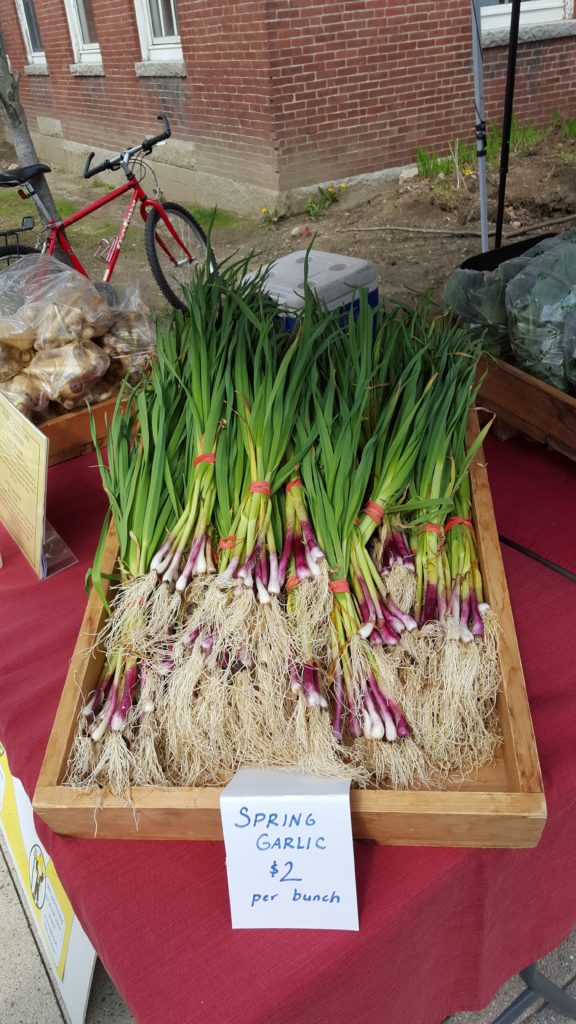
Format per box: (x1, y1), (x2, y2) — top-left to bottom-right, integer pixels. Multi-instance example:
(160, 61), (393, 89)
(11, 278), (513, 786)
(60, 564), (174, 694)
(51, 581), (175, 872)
(220, 768), (359, 930)
(0, 394), (76, 578)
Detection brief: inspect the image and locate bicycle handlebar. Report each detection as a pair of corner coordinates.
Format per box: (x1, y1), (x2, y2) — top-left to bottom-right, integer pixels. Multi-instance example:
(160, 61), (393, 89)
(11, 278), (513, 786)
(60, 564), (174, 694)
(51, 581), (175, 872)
(83, 114), (171, 179)
(142, 113), (171, 152)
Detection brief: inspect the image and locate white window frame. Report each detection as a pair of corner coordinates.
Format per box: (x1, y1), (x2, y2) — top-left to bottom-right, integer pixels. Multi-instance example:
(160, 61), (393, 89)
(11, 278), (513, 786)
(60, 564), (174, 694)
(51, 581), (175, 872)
(133, 0), (183, 63)
(14, 0), (46, 66)
(481, 0), (573, 30)
(63, 0), (102, 65)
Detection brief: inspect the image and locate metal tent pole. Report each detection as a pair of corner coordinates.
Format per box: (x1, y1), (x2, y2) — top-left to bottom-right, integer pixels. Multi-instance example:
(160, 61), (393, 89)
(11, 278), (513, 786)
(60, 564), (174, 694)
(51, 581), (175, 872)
(489, 962), (576, 1023)
(471, 0), (489, 252)
(494, 0), (522, 249)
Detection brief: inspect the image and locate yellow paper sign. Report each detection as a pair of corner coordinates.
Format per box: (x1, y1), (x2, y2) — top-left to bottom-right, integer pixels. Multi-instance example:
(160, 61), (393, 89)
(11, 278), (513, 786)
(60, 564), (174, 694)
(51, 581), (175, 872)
(0, 392), (48, 578)
(0, 749), (73, 979)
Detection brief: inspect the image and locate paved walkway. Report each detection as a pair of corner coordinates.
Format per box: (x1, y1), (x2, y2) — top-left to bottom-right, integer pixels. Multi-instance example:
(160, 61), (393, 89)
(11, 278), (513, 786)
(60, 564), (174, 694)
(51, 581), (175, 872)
(1, 829), (574, 1023)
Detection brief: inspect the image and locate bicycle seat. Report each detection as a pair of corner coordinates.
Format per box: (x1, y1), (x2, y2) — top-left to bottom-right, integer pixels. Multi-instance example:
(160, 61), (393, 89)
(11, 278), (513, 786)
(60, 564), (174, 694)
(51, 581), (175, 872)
(0, 163), (51, 188)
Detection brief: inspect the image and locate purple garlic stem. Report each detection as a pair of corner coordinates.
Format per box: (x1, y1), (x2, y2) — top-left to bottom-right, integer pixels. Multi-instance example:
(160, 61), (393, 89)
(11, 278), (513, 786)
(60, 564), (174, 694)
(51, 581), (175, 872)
(358, 575), (377, 625)
(277, 529), (293, 584)
(90, 680), (119, 742)
(300, 520), (324, 562)
(175, 535), (204, 592)
(82, 668), (113, 717)
(110, 661), (139, 731)
(469, 589), (485, 637)
(294, 534), (312, 580)
(386, 694), (410, 739)
(384, 596), (418, 632)
(150, 535), (175, 573)
(268, 549), (280, 594)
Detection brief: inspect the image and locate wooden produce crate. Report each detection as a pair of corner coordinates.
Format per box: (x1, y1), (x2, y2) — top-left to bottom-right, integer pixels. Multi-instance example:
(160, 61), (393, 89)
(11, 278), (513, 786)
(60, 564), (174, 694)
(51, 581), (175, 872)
(41, 396), (116, 467)
(33, 417), (547, 847)
(478, 354), (576, 463)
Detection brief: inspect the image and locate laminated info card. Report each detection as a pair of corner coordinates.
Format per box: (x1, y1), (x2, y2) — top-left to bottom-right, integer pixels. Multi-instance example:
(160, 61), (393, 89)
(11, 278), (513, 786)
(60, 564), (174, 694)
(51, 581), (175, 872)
(0, 393), (76, 578)
(220, 769), (359, 930)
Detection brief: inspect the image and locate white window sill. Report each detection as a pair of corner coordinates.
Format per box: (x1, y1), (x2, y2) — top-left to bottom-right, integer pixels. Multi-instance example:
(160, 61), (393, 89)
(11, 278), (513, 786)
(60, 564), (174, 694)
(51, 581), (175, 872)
(24, 63), (49, 75)
(483, 19), (576, 46)
(69, 62), (105, 76)
(134, 60), (185, 77)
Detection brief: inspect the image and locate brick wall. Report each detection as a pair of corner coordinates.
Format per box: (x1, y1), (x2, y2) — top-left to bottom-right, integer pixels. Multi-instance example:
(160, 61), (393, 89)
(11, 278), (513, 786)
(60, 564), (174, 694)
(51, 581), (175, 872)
(1, 0), (575, 210)
(267, 0), (576, 190)
(0, 0), (280, 204)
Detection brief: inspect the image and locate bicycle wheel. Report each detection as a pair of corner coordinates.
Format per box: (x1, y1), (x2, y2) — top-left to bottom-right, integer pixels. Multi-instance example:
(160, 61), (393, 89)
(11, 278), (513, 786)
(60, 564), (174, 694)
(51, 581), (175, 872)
(0, 243), (41, 269)
(144, 201), (216, 310)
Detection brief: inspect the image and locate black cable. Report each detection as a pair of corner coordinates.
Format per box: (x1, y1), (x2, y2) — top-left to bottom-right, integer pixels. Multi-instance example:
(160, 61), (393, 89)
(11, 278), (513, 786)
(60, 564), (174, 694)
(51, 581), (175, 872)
(499, 535), (576, 582)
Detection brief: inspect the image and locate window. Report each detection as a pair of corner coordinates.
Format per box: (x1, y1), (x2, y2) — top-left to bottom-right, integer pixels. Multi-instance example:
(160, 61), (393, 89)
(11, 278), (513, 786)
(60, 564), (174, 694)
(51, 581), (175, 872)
(481, 0), (571, 30)
(134, 0), (183, 62)
(14, 0), (46, 65)
(64, 0), (103, 65)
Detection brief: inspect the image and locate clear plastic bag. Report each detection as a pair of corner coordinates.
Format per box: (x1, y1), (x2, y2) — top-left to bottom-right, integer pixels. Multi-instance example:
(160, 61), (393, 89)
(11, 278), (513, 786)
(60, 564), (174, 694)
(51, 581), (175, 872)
(444, 230), (576, 381)
(0, 254), (115, 351)
(562, 307), (576, 389)
(505, 241), (576, 393)
(0, 321), (35, 351)
(0, 345), (25, 382)
(104, 350), (153, 387)
(0, 372), (50, 416)
(442, 268), (510, 358)
(99, 280), (155, 385)
(26, 340), (110, 410)
(101, 279), (155, 358)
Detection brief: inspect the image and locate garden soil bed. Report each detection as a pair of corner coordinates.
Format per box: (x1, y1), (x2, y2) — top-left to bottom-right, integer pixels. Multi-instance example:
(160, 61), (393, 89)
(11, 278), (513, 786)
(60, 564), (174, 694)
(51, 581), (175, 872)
(2, 129), (576, 306)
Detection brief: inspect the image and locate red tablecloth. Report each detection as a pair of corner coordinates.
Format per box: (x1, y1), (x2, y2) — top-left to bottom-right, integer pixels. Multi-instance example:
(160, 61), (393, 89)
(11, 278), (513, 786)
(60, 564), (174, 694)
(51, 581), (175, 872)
(0, 435), (575, 1024)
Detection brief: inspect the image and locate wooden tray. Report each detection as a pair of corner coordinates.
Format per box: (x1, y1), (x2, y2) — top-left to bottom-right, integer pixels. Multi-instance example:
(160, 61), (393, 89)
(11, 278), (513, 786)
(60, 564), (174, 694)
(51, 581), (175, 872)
(41, 396), (117, 467)
(33, 417), (547, 847)
(478, 354), (576, 463)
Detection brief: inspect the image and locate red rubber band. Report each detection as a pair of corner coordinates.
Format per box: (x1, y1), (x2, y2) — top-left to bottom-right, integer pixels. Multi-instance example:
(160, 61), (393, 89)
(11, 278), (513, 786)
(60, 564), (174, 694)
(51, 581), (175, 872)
(194, 452), (216, 466)
(363, 500), (385, 525)
(285, 478), (302, 493)
(445, 516), (474, 533)
(286, 575), (301, 592)
(249, 480), (271, 496)
(329, 579), (350, 594)
(218, 535), (237, 550)
(422, 523), (443, 536)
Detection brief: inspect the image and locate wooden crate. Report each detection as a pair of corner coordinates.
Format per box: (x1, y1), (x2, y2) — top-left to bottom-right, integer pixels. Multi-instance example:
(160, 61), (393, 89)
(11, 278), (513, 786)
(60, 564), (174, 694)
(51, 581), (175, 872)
(33, 418), (547, 847)
(41, 396), (117, 467)
(478, 354), (576, 462)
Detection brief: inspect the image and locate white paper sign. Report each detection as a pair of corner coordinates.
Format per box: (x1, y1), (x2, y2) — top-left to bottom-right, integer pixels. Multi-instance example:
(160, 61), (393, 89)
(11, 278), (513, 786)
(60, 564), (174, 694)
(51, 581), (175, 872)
(220, 769), (359, 931)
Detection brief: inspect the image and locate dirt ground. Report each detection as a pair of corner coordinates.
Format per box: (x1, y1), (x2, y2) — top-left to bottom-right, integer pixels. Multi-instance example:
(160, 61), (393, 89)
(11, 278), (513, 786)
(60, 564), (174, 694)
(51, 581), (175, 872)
(1, 126), (576, 308)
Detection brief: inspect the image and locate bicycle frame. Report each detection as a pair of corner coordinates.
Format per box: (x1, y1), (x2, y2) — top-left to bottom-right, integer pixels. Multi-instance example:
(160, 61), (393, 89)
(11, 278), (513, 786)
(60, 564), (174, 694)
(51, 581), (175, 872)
(39, 176), (194, 283)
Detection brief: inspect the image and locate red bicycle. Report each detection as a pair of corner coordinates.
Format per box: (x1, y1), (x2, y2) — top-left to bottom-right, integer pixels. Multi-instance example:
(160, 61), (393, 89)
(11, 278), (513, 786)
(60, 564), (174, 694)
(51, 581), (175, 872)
(0, 114), (215, 310)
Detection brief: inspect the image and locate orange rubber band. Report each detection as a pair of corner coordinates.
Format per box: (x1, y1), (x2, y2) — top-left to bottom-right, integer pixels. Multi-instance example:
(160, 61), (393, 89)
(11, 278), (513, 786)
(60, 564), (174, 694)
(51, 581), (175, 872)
(329, 579), (350, 594)
(194, 452), (216, 466)
(249, 480), (271, 496)
(285, 478), (302, 493)
(363, 500), (385, 525)
(218, 536), (237, 550)
(445, 516), (474, 533)
(422, 523), (443, 536)
(286, 575), (301, 592)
